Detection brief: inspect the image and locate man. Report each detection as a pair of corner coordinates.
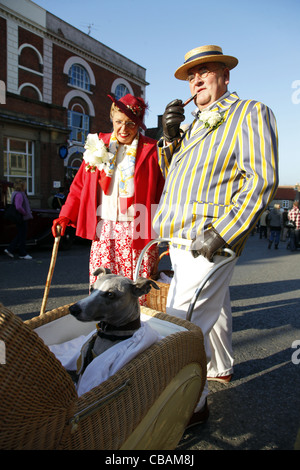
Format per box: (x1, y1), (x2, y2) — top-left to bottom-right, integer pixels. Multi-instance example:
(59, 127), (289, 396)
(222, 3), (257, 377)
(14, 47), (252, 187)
(153, 45), (278, 426)
(52, 187), (66, 210)
(267, 204), (282, 249)
(259, 209), (270, 239)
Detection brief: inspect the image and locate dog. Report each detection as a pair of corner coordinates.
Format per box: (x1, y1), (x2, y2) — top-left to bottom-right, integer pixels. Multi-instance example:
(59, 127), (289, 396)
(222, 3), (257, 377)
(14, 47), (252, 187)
(68, 267), (159, 381)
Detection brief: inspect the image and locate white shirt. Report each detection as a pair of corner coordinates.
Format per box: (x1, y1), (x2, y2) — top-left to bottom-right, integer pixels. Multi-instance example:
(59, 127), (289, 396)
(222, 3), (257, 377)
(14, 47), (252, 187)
(98, 144), (134, 222)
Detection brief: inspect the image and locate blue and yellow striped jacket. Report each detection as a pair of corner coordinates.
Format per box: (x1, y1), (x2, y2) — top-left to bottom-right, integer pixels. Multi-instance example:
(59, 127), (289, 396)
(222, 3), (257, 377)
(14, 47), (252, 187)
(153, 92), (278, 255)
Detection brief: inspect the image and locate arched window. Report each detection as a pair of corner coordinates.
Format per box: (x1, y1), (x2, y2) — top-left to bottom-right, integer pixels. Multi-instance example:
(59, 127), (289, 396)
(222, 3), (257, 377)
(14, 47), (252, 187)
(18, 44), (43, 74)
(111, 78), (133, 98)
(67, 103), (89, 144)
(68, 64), (90, 91)
(115, 83), (130, 100)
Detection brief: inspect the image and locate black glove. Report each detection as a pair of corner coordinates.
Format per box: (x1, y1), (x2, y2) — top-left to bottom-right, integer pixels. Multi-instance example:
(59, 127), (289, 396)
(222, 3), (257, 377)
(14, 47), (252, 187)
(162, 99), (185, 142)
(190, 228), (226, 262)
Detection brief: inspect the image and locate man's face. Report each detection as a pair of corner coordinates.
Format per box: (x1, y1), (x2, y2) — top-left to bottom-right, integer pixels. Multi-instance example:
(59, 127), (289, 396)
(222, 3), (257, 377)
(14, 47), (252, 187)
(187, 62), (229, 110)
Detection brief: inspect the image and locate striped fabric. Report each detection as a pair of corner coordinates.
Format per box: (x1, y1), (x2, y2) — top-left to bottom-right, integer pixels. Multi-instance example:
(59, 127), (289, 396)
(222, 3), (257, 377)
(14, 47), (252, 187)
(153, 92), (279, 255)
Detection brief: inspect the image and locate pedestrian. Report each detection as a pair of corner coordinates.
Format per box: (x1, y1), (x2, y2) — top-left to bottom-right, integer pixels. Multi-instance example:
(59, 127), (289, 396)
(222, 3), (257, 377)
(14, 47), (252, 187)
(52, 187), (66, 210)
(4, 179), (33, 260)
(153, 44), (278, 426)
(52, 94), (165, 289)
(281, 208), (288, 241)
(288, 200), (300, 251)
(267, 204), (282, 249)
(259, 209), (269, 239)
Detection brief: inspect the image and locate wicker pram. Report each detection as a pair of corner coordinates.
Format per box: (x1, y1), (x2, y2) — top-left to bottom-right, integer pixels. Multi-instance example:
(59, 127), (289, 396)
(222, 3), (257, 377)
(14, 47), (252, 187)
(0, 302), (206, 450)
(0, 238), (235, 450)
(146, 248), (173, 312)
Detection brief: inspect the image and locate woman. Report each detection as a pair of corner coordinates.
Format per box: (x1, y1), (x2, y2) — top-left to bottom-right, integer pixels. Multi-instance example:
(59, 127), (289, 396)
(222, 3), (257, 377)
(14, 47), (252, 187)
(52, 94), (164, 289)
(4, 179), (33, 259)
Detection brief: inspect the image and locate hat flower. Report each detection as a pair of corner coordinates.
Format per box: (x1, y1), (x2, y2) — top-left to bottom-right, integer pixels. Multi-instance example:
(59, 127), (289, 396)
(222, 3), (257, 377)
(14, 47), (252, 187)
(199, 110), (224, 130)
(83, 133), (114, 172)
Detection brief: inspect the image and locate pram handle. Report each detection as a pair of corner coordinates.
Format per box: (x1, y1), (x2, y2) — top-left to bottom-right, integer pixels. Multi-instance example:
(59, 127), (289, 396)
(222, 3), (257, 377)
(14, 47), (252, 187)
(134, 238), (236, 322)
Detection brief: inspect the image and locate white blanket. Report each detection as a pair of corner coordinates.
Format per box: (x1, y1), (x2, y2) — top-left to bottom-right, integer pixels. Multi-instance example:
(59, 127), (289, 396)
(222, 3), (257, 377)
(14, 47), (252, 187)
(49, 322), (161, 397)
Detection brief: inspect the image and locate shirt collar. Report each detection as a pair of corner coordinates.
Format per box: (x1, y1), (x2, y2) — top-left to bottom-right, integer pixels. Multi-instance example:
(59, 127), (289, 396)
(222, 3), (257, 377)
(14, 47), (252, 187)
(192, 91), (231, 118)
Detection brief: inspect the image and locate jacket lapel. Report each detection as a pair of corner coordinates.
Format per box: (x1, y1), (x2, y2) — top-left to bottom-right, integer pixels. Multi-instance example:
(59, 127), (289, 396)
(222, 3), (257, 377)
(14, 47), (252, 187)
(171, 92), (240, 168)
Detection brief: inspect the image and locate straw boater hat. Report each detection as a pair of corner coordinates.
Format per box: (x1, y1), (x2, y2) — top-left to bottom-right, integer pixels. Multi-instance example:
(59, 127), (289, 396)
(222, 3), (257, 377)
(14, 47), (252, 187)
(174, 45), (238, 81)
(108, 93), (147, 130)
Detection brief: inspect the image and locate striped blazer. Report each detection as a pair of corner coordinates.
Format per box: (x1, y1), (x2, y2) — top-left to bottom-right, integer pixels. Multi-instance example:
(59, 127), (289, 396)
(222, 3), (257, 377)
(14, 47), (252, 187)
(153, 92), (278, 255)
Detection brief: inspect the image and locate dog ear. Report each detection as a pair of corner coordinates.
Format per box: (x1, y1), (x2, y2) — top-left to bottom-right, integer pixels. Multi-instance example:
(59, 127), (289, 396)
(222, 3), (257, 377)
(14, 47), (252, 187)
(93, 267), (112, 277)
(132, 278), (159, 297)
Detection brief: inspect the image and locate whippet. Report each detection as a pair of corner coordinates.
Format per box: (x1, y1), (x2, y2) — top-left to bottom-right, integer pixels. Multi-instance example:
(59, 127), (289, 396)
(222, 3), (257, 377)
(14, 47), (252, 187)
(68, 267), (159, 380)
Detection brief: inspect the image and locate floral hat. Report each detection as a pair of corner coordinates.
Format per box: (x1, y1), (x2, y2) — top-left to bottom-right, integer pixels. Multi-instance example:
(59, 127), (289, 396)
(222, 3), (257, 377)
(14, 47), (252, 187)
(108, 93), (147, 130)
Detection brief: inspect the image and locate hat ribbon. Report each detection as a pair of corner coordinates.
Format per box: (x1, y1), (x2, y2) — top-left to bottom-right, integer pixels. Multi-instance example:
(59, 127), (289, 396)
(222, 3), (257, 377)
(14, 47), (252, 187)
(184, 49), (223, 64)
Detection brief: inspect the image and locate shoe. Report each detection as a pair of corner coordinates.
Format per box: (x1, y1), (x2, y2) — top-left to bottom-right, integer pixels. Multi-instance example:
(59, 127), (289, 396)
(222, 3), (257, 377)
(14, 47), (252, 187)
(186, 399), (209, 429)
(19, 254), (32, 260)
(4, 249), (14, 258)
(207, 374), (232, 384)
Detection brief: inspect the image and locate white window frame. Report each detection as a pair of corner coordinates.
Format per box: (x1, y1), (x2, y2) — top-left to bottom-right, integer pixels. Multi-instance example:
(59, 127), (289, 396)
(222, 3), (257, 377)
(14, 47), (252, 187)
(68, 64), (91, 91)
(111, 78), (133, 98)
(68, 104), (90, 144)
(3, 137), (35, 195)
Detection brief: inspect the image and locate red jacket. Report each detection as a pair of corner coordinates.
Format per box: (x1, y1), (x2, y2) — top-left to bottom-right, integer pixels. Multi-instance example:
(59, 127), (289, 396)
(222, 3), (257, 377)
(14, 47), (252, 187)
(60, 133), (165, 250)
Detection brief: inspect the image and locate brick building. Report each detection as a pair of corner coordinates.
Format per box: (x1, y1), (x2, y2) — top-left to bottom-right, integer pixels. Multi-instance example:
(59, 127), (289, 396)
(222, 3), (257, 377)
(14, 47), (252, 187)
(272, 185), (300, 210)
(0, 0), (148, 208)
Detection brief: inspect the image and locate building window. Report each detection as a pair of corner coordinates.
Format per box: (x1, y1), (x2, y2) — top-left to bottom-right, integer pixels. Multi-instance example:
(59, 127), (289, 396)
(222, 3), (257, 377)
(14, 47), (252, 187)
(68, 108), (89, 143)
(115, 83), (130, 100)
(3, 138), (34, 196)
(111, 78), (134, 98)
(67, 157), (82, 183)
(68, 64), (90, 91)
(281, 200), (290, 209)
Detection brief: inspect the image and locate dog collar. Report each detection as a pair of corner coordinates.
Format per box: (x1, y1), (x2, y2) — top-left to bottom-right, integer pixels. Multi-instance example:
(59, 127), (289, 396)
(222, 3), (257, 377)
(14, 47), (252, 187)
(97, 317), (141, 333)
(96, 317), (141, 342)
(97, 331), (133, 342)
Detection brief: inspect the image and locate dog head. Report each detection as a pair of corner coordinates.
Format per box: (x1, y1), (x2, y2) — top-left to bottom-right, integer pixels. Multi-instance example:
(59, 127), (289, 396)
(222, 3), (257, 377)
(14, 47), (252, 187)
(69, 267), (159, 326)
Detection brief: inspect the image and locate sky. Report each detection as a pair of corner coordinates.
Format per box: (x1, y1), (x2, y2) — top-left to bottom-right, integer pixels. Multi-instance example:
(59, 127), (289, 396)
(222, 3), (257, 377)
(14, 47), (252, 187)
(32, 0), (300, 186)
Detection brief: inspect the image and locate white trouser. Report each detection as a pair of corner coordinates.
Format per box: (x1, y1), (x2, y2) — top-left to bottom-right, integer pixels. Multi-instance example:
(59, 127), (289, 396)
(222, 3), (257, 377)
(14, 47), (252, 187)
(166, 246), (236, 411)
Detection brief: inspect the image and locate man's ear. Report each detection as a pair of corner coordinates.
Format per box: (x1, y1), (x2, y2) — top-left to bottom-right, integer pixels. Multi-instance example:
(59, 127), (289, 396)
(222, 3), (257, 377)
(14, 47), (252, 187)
(224, 67), (230, 86)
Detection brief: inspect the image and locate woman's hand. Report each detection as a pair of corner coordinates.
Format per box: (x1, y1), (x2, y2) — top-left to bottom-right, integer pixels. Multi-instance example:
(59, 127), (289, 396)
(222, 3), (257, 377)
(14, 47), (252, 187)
(51, 216), (70, 237)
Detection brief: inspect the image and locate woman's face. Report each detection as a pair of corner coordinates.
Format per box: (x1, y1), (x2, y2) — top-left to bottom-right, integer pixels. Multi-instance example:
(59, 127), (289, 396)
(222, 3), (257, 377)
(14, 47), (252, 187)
(112, 110), (139, 145)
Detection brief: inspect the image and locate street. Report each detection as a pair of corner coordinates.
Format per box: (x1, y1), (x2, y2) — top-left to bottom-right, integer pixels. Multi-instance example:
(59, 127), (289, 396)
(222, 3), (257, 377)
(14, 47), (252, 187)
(1, 233), (300, 450)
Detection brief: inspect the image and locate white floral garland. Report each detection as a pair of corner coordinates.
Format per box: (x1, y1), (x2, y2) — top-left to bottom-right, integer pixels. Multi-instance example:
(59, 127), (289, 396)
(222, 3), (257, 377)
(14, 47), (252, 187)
(83, 133), (114, 172)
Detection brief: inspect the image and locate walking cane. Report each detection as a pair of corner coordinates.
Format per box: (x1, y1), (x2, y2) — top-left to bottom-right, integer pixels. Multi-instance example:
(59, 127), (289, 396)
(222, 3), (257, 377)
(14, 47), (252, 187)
(40, 225), (61, 315)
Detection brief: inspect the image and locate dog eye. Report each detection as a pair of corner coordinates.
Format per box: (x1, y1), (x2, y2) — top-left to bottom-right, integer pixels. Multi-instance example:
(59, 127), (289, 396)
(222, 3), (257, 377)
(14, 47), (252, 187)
(106, 291), (115, 299)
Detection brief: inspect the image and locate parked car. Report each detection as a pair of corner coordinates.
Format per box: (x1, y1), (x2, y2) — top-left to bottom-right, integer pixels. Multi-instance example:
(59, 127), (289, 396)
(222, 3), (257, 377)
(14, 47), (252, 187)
(0, 180), (75, 251)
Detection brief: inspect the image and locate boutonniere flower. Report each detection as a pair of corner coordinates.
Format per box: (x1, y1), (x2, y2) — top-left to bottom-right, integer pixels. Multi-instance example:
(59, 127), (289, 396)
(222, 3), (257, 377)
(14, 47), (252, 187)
(83, 133), (114, 172)
(199, 110), (224, 130)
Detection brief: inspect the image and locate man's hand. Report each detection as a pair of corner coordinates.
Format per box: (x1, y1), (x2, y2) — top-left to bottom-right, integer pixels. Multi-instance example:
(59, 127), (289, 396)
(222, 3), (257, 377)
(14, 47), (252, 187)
(162, 99), (185, 142)
(51, 216), (70, 237)
(190, 228), (226, 261)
